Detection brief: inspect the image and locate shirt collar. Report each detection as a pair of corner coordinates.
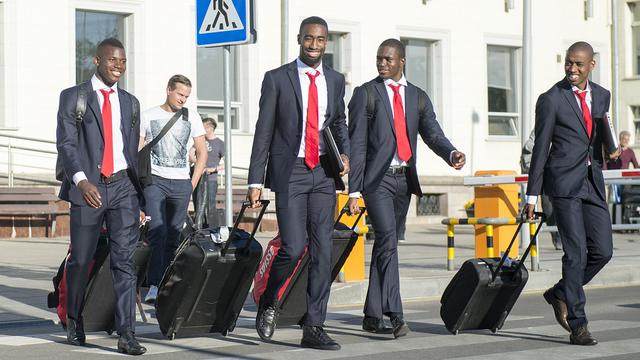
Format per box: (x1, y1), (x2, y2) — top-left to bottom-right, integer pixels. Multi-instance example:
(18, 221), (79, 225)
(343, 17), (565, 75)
(571, 80), (591, 94)
(296, 58), (323, 77)
(91, 74), (118, 93)
(384, 74), (408, 88)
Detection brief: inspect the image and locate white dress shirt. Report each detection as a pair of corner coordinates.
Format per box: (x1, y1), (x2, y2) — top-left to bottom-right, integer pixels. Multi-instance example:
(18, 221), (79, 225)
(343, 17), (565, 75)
(72, 74), (128, 185)
(526, 81), (592, 205)
(296, 57), (328, 158)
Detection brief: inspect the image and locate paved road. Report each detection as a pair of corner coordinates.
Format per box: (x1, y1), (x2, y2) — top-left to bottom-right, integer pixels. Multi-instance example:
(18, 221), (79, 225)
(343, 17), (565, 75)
(1, 286), (638, 359)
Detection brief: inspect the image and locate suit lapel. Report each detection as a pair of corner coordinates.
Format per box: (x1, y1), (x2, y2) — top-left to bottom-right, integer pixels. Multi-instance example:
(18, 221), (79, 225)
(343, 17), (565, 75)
(286, 61), (304, 117)
(374, 80), (396, 137)
(323, 64), (334, 128)
(561, 83), (588, 137)
(404, 83), (418, 150)
(119, 89), (131, 150)
(86, 89), (105, 139)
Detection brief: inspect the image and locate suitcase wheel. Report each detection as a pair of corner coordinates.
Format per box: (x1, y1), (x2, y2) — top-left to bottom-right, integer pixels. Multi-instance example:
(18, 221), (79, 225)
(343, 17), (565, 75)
(453, 330), (458, 335)
(491, 328), (497, 333)
(168, 332), (176, 340)
(106, 329), (113, 335)
(221, 329), (228, 337)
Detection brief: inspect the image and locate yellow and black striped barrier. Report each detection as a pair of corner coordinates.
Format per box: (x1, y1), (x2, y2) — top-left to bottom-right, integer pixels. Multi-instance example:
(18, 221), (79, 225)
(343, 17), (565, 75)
(441, 216), (542, 271)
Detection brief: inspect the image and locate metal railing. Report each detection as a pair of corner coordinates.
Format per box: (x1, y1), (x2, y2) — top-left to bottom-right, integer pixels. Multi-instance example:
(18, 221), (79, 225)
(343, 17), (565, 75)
(0, 133), (58, 187)
(441, 216), (542, 272)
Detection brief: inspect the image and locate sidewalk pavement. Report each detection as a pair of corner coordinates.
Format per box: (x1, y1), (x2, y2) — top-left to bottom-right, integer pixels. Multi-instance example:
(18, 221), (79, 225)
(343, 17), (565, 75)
(1, 224), (639, 328)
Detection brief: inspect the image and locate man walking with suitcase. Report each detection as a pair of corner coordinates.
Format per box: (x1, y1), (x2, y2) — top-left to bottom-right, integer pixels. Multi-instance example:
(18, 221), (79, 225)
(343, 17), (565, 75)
(56, 38), (146, 355)
(247, 16), (350, 350)
(525, 42), (616, 345)
(346, 39), (465, 338)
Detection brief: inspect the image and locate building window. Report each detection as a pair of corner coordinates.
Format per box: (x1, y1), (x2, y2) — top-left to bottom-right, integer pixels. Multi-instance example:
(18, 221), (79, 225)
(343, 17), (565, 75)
(324, 32), (352, 102)
(487, 45), (520, 137)
(630, 2), (640, 76)
(0, 1), (4, 128)
(76, 10), (126, 85)
(589, 52), (600, 83)
(401, 38), (437, 103)
(196, 46), (240, 129)
(633, 106), (640, 145)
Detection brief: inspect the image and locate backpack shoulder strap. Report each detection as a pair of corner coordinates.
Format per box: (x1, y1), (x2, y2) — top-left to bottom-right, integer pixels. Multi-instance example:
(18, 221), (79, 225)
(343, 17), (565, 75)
(417, 88), (428, 118)
(363, 82), (376, 121)
(75, 82), (89, 125)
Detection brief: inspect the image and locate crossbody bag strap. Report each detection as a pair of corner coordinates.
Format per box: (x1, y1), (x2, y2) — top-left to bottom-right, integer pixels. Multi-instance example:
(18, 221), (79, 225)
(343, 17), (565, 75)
(144, 108), (184, 150)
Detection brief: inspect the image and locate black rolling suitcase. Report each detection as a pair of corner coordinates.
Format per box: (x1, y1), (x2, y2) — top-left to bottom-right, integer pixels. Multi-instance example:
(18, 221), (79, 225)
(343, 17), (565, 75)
(440, 212), (545, 334)
(262, 208), (365, 326)
(155, 200), (269, 339)
(48, 223), (151, 333)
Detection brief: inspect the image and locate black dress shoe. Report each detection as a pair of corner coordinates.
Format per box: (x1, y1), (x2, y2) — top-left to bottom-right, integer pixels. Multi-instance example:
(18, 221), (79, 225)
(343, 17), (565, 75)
(301, 326), (341, 350)
(117, 331), (147, 355)
(570, 325), (598, 345)
(66, 317), (86, 346)
(390, 316), (410, 338)
(256, 304), (278, 341)
(543, 288), (571, 332)
(362, 316), (393, 334)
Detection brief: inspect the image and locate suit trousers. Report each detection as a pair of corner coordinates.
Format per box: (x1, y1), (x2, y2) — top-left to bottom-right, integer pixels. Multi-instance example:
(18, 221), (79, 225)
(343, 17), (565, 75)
(66, 175), (140, 334)
(262, 158), (336, 326)
(363, 172), (411, 318)
(550, 168), (613, 330)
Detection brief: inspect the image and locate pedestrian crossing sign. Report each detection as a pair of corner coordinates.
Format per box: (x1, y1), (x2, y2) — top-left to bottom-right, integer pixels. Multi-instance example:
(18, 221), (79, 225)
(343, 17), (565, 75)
(196, 0), (256, 47)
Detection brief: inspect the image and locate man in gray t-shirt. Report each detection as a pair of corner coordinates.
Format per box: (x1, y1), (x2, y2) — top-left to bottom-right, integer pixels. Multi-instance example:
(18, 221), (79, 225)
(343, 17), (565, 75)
(191, 117), (224, 227)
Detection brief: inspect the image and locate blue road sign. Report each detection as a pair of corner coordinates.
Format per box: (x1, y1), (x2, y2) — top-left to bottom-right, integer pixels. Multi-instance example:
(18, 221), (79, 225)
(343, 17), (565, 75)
(196, 0), (253, 47)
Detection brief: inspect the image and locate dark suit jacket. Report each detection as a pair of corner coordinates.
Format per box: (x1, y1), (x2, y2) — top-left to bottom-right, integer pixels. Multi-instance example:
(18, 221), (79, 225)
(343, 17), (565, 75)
(526, 79), (611, 201)
(247, 60), (350, 192)
(348, 77), (456, 196)
(56, 80), (143, 205)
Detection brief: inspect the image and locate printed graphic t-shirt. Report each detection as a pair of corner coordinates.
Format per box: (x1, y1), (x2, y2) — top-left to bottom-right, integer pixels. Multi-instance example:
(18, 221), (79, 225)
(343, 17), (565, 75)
(140, 106), (205, 179)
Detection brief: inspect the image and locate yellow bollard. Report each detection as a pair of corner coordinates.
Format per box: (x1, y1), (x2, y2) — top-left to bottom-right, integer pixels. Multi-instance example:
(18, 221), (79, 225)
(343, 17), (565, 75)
(486, 224), (495, 258)
(447, 224), (455, 271)
(529, 222), (539, 271)
(335, 193), (366, 281)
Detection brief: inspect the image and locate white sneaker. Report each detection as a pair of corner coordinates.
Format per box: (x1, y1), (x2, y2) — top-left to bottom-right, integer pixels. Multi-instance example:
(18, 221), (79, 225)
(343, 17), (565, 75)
(144, 285), (158, 304)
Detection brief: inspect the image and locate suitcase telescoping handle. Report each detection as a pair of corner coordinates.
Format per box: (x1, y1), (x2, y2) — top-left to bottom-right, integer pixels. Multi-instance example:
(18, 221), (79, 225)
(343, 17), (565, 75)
(222, 199), (270, 255)
(335, 207), (367, 231)
(491, 211), (546, 282)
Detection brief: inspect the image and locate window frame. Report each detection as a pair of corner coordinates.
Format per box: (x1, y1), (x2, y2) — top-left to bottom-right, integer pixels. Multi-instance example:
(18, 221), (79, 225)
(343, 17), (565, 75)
(400, 37), (439, 112)
(486, 44), (522, 139)
(629, 1), (640, 77)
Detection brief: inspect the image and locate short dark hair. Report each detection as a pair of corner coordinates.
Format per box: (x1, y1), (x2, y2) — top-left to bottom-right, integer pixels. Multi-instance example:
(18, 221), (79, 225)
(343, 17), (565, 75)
(96, 38), (124, 55)
(567, 41), (594, 60)
(299, 16), (328, 34)
(167, 74), (192, 90)
(202, 117), (217, 129)
(379, 38), (405, 58)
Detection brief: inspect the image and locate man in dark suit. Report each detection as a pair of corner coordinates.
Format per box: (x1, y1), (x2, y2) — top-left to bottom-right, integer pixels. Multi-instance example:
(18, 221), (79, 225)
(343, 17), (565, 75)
(347, 39), (465, 338)
(56, 38), (146, 355)
(247, 16), (350, 350)
(525, 41), (616, 346)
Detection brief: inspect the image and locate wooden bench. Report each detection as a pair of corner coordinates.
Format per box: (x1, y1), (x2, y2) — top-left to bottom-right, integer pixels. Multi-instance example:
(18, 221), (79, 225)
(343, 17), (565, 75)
(0, 187), (68, 238)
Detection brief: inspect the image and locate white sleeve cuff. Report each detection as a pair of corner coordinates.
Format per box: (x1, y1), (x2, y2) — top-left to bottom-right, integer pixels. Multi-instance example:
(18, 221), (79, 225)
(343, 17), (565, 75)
(449, 150), (456, 164)
(526, 195), (538, 205)
(248, 184), (263, 189)
(72, 172), (87, 186)
(349, 192), (361, 198)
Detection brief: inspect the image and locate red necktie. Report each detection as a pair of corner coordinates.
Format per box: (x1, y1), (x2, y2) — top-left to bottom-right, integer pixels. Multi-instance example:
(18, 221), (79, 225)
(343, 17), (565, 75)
(389, 84), (412, 161)
(100, 89), (115, 177)
(575, 90), (592, 139)
(305, 71), (320, 169)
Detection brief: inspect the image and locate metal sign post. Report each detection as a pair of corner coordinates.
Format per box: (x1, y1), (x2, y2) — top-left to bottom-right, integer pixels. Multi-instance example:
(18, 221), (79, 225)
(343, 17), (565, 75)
(196, 0), (256, 225)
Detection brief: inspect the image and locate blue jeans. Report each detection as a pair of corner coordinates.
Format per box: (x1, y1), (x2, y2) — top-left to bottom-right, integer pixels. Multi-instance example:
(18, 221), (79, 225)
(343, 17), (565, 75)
(143, 175), (192, 286)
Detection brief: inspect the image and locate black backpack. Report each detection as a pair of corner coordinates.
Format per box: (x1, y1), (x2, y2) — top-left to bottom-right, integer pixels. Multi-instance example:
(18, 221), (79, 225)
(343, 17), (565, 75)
(55, 83), (139, 182)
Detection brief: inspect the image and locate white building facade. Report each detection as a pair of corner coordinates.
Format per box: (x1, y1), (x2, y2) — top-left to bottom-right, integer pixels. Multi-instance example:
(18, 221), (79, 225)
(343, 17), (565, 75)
(0, 0), (619, 219)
